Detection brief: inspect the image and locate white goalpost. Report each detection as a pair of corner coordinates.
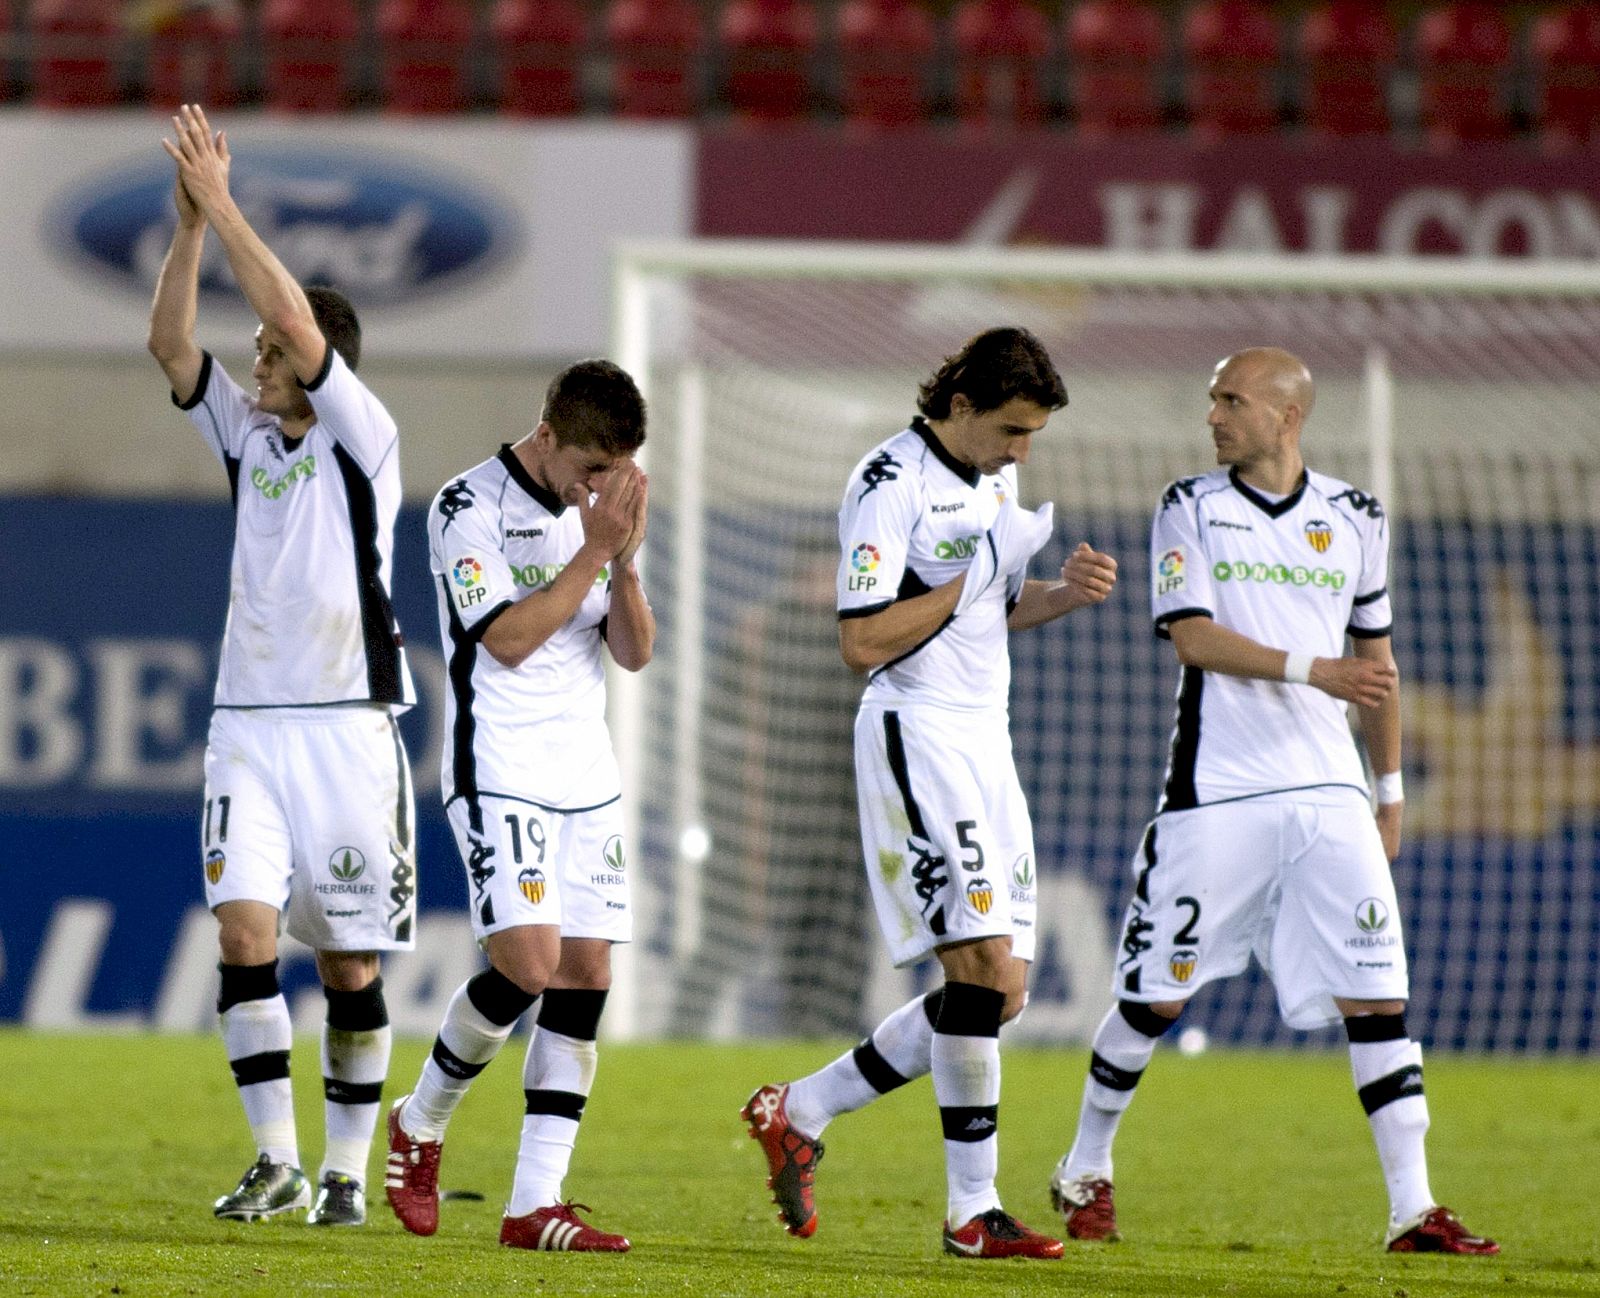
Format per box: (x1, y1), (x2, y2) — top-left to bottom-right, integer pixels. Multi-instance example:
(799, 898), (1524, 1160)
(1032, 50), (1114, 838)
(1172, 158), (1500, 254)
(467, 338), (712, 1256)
(607, 241), (1600, 1051)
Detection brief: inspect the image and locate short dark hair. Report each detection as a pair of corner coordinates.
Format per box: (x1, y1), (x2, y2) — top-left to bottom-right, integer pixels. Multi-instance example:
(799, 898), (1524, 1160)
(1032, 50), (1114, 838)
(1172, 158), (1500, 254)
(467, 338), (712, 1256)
(306, 286), (361, 372)
(542, 360), (647, 455)
(916, 327), (1068, 420)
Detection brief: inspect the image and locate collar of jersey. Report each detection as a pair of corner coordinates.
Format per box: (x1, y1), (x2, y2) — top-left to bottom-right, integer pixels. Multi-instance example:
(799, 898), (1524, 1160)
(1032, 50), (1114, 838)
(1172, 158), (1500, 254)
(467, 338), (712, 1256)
(498, 444), (567, 515)
(911, 417), (980, 488)
(1229, 466), (1307, 518)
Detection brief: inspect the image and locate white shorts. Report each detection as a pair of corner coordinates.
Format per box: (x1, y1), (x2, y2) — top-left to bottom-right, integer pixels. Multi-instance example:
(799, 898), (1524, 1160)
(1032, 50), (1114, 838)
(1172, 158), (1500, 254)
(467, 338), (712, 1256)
(1113, 788), (1408, 1029)
(855, 702), (1037, 967)
(445, 794), (632, 944)
(202, 706), (417, 952)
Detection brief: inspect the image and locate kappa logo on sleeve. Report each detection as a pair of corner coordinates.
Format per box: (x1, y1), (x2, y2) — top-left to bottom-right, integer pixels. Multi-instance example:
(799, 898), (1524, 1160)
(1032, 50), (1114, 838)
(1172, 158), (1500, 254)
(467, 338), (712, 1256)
(452, 556), (488, 608)
(1155, 547), (1187, 595)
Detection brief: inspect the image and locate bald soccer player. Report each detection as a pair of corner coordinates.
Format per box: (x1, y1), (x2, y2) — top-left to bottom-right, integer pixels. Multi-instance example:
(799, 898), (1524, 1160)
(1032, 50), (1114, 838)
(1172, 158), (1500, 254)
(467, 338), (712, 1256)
(1046, 348), (1499, 1257)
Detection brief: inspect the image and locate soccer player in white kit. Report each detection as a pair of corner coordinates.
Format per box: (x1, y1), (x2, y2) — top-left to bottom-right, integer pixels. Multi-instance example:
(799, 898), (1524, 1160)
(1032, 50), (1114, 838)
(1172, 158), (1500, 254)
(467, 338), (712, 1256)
(742, 328), (1118, 1259)
(148, 106), (417, 1227)
(1048, 347), (1498, 1256)
(384, 361), (652, 1253)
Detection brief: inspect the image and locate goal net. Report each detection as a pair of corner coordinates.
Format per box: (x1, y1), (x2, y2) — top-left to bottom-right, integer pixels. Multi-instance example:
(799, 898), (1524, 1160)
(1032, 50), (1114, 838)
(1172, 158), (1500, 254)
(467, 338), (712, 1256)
(610, 243), (1600, 1051)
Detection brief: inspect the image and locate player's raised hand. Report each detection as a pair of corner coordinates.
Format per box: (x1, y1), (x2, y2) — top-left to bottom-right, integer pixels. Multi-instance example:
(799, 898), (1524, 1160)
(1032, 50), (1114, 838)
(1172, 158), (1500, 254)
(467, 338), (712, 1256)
(1058, 541), (1117, 610)
(616, 469), (649, 569)
(173, 171), (202, 229)
(1309, 655), (1397, 708)
(577, 462), (639, 560)
(161, 104), (232, 220)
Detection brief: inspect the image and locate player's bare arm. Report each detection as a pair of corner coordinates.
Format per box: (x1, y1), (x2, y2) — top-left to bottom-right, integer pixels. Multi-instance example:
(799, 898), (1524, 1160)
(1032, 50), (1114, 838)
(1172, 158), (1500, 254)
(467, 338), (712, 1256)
(146, 167), (207, 402)
(162, 103), (326, 383)
(604, 469), (655, 672)
(1352, 634), (1404, 860)
(839, 576), (966, 674)
(1167, 615), (1397, 708)
(1008, 542), (1118, 631)
(480, 463), (637, 670)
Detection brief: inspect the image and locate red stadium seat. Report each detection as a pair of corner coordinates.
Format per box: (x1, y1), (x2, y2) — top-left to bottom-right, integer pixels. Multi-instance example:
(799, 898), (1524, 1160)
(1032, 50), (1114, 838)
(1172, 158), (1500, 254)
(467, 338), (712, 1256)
(146, 4), (243, 110)
(837, 0), (935, 128)
(261, 0), (360, 114)
(492, 0), (587, 116)
(0, 0), (14, 103)
(1530, 5), (1600, 150)
(1182, 0), (1282, 138)
(1299, 1), (1395, 137)
(1414, 2), (1513, 147)
(377, 0), (474, 114)
(1064, 0), (1165, 135)
(606, 0), (704, 119)
(951, 0), (1052, 128)
(719, 0), (819, 123)
(28, 0), (121, 108)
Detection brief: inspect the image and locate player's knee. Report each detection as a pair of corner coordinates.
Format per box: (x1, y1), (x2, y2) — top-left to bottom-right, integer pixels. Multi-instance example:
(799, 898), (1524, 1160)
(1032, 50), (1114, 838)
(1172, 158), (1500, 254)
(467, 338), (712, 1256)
(216, 922), (276, 967)
(1120, 999), (1183, 1035)
(316, 949), (380, 992)
(999, 988), (1028, 1025)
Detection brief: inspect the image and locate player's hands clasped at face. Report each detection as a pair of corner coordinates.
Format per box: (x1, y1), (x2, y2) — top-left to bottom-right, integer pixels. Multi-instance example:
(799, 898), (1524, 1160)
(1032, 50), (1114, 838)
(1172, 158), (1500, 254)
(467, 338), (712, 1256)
(615, 470), (649, 569)
(1058, 541), (1118, 611)
(578, 461), (642, 561)
(161, 104), (233, 221)
(1310, 655), (1397, 708)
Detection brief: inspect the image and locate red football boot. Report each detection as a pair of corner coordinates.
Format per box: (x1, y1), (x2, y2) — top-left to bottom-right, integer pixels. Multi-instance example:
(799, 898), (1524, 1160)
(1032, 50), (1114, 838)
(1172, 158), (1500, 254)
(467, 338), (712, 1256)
(740, 1083), (824, 1237)
(1049, 1169), (1121, 1242)
(1386, 1206), (1499, 1255)
(384, 1096), (442, 1237)
(500, 1201), (631, 1252)
(943, 1208), (1065, 1259)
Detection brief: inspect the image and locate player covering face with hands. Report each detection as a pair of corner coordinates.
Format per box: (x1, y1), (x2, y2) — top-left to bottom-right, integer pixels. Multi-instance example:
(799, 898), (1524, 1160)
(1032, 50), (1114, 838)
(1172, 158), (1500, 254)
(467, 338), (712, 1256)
(743, 326), (1117, 1260)
(386, 360), (652, 1255)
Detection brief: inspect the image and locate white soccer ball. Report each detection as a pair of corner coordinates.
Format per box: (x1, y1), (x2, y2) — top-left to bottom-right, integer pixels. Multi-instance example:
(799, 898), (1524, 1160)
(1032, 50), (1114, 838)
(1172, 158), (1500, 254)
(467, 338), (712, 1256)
(1177, 1026), (1209, 1057)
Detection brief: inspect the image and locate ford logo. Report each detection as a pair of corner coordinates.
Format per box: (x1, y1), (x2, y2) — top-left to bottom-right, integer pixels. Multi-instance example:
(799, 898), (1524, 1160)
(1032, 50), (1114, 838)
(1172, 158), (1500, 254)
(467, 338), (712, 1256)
(50, 147), (519, 307)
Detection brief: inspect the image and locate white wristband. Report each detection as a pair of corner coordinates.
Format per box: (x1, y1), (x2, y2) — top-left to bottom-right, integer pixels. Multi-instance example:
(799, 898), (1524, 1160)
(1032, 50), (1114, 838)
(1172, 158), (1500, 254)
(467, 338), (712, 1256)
(1375, 771), (1404, 805)
(1283, 652), (1314, 685)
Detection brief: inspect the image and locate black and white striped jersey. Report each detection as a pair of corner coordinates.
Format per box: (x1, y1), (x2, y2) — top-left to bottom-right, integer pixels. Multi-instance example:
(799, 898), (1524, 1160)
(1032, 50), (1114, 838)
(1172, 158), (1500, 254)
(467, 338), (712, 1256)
(179, 348), (414, 710)
(1150, 465), (1393, 810)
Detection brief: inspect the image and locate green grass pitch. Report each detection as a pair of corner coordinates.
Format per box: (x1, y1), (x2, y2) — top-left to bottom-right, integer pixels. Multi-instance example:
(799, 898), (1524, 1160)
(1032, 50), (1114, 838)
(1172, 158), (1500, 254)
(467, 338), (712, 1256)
(1, 1031), (1596, 1297)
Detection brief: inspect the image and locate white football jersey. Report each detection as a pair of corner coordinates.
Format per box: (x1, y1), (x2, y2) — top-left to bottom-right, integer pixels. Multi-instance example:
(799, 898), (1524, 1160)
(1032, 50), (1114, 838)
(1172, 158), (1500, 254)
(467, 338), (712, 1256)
(1149, 466), (1393, 809)
(837, 419), (1024, 712)
(180, 348), (414, 710)
(428, 446), (620, 813)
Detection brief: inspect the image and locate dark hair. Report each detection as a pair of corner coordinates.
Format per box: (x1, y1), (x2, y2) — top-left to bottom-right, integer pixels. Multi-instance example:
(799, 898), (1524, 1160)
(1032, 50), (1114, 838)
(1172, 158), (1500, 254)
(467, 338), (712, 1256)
(916, 326), (1068, 420)
(542, 360), (647, 455)
(306, 286), (361, 372)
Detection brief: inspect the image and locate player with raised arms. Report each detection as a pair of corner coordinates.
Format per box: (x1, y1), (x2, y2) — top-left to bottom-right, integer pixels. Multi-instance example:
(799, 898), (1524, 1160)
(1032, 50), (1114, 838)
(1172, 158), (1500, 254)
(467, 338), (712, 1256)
(384, 360), (651, 1254)
(742, 327), (1118, 1259)
(149, 105), (417, 1226)
(1048, 347), (1498, 1257)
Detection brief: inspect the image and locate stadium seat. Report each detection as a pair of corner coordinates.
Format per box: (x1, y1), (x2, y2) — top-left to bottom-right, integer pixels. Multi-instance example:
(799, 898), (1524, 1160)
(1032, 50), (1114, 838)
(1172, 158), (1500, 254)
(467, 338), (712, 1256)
(1530, 5), (1600, 150)
(1414, 2), (1513, 147)
(1298, 0), (1396, 137)
(145, 3), (243, 110)
(377, 0), (474, 114)
(837, 0), (935, 128)
(261, 0), (361, 114)
(951, 0), (1053, 128)
(719, 0), (819, 123)
(492, 0), (588, 116)
(606, 0), (704, 118)
(0, 0), (13, 103)
(1063, 0), (1166, 135)
(1182, 0), (1282, 138)
(28, 0), (122, 108)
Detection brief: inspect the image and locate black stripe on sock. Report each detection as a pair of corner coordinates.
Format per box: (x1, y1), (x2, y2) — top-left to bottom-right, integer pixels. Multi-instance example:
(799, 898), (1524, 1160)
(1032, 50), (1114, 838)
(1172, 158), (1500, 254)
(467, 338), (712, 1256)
(431, 1037), (490, 1081)
(1345, 1012), (1407, 1043)
(524, 1089), (587, 1120)
(230, 1050), (291, 1087)
(935, 981), (1004, 1038)
(1358, 1063), (1425, 1115)
(465, 967), (538, 1027)
(325, 977), (389, 1031)
(1119, 999), (1179, 1038)
(324, 1078), (384, 1106)
(853, 1038), (910, 1094)
(940, 1104), (998, 1143)
(921, 988), (944, 1027)
(1088, 1050), (1144, 1092)
(218, 960), (280, 1014)
(536, 988), (608, 1042)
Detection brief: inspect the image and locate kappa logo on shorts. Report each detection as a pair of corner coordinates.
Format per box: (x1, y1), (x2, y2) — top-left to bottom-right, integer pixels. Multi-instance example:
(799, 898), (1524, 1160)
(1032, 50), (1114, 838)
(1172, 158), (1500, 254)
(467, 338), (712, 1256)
(519, 867), (547, 905)
(329, 847), (366, 881)
(204, 848), (226, 885)
(1169, 949), (1198, 983)
(1355, 898), (1390, 933)
(966, 878), (995, 915)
